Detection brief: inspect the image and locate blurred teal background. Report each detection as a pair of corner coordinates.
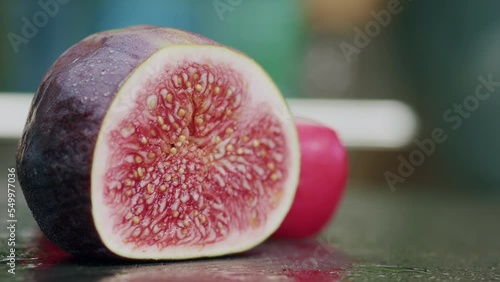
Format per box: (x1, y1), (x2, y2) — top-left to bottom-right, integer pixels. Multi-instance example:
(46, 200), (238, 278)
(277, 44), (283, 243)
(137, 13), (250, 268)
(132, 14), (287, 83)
(2, 3), (500, 280)
(0, 0), (306, 98)
(2, 0), (500, 192)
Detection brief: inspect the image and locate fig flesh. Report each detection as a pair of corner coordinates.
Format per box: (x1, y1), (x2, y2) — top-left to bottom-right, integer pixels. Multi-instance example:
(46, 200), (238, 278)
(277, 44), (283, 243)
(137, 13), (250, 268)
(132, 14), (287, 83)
(16, 26), (300, 259)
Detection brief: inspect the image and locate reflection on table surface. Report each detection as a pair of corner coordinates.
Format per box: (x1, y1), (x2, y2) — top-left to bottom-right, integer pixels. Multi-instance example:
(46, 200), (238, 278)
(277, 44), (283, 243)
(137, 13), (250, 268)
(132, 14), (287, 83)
(1, 182), (499, 281)
(2, 233), (348, 282)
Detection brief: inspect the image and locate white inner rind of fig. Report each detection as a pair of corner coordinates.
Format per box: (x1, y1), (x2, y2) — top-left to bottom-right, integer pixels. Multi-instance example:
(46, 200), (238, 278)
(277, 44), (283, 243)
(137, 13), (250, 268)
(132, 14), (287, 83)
(92, 45), (299, 259)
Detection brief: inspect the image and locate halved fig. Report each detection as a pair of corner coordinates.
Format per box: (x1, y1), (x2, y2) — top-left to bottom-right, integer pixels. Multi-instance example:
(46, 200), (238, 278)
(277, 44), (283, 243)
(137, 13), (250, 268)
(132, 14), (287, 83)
(16, 26), (300, 259)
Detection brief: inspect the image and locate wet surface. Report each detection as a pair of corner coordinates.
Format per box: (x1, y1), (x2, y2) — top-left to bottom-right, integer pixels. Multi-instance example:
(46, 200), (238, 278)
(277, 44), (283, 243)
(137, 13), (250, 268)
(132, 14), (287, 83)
(0, 139), (499, 282)
(0, 183), (500, 282)
(2, 186), (500, 282)
(0, 233), (349, 281)
(330, 186), (500, 281)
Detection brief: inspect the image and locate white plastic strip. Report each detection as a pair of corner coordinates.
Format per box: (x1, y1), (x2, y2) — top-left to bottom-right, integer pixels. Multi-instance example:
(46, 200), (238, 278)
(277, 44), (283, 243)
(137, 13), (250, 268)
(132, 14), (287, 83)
(0, 94), (32, 140)
(0, 94), (418, 149)
(287, 98), (419, 149)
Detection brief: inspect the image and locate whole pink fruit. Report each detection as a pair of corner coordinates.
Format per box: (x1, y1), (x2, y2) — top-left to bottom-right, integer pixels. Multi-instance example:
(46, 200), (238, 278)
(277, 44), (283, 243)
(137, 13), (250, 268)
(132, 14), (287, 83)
(273, 119), (348, 238)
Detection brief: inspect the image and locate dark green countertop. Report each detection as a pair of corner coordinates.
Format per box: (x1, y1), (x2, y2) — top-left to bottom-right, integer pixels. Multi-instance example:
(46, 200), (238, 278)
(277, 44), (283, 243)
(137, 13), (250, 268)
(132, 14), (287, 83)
(327, 185), (500, 281)
(1, 173), (499, 281)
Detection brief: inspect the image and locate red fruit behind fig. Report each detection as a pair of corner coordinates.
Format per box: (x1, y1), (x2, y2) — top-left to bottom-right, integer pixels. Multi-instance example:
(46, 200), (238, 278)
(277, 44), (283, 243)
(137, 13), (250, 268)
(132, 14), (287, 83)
(273, 119), (348, 239)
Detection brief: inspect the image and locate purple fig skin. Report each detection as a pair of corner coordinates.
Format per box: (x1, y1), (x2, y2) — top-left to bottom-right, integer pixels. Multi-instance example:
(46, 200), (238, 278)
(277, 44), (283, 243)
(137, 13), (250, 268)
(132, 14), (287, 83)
(16, 26), (218, 258)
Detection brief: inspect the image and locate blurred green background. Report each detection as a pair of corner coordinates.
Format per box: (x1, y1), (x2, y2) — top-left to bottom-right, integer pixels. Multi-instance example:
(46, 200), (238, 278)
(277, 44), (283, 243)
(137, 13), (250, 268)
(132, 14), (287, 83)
(0, 0), (306, 97)
(2, 0), (500, 191)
